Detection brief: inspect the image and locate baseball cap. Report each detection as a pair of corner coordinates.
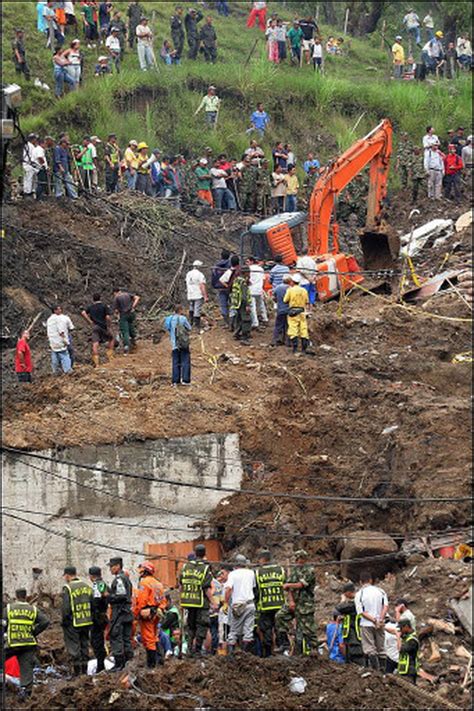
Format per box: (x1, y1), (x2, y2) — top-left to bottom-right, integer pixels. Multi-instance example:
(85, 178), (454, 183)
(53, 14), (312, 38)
(193, 260), (203, 267)
(90, 136), (101, 143)
(199, 158), (208, 165)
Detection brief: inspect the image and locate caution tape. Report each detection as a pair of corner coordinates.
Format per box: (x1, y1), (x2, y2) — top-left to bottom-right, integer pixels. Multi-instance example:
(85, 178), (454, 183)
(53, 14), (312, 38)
(199, 334), (222, 384)
(406, 255), (422, 288)
(451, 351), (473, 364)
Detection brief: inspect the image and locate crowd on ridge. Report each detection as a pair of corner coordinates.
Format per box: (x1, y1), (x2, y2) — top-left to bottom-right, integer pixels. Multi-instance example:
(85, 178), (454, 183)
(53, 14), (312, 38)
(4, 546), (423, 698)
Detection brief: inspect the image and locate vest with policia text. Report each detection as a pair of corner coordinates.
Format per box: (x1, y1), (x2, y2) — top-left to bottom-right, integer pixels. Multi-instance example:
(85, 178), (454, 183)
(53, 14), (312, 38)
(180, 561), (210, 608)
(255, 564), (285, 611)
(398, 632), (420, 677)
(6, 602), (37, 647)
(65, 579), (93, 628)
(342, 612), (361, 641)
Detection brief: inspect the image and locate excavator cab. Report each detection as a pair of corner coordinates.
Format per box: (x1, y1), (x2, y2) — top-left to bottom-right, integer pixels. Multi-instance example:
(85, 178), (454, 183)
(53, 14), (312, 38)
(240, 212), (306, 264)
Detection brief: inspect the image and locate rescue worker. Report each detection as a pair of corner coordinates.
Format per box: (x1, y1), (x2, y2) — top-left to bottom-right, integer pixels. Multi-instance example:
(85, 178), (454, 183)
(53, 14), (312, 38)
(239, 157), (256, 212)
(336, 582), (364, 666)
(397, 618), (419, 684)
(230, 266), (253, 344)
(133, 562), (167, 668)
(283, 273), (310, 354)
(4, 588), (50, 698)
(61, 566), (93, 675)
(409, 146), (426, 204)
(184, 8), (203, 60)
(170, 6), (185, 62)
(88, 566), (109, 673)
(108, 557), (134, 670)
(255, 549), (286, 657)
(179, 544), (213, 655)
(303, 164), (319, 205)
(255, 159), (272, 216)
(396, 132), (415, 188)
(276, 550), (317, 655)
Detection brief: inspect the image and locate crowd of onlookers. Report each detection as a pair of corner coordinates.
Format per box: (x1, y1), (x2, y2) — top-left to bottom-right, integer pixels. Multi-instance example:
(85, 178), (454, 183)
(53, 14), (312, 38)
(392, 9), (472, 80)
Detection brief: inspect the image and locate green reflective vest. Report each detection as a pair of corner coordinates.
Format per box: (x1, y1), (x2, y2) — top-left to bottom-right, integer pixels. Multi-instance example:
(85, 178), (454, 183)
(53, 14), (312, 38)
(342, 612), (361, 641)
(255, 565), (285, 611)
(6, 602), (37, 647)
(81, 146), (94, 171)
(65, 580), (93, 628)
(398, 633), (420, 676)
(180, 562), (209, 608)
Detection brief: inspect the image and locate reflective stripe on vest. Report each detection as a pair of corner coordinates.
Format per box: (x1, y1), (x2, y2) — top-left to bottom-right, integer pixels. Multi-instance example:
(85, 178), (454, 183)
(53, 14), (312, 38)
(180, 562), (209, 608)
(342, 613), (361, 641)
(397, 633), (419, 675)
(65, 580), (93, 628)
(6, 602), (37, 647)
(256, 565), (285, 611)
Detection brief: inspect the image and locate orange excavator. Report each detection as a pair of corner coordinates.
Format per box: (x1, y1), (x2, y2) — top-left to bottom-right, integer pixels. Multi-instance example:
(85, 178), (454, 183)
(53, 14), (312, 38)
(244, 119), (399, 301)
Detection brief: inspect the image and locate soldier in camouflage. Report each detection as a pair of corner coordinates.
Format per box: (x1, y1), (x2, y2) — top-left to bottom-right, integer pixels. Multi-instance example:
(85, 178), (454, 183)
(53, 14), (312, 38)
(256, 159), (272, 216)
(239, 157), (257, 213)
(303, 165), (319, 206)
(275, 550), (318, 655)
(396, 132), (415, 189)
(408, 146), (426, 203)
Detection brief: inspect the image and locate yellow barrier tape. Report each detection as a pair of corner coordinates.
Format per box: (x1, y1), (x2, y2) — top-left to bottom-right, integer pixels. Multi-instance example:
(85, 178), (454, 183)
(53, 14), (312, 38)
(406, 256), (422, 288)
(200, 335), (222, 384)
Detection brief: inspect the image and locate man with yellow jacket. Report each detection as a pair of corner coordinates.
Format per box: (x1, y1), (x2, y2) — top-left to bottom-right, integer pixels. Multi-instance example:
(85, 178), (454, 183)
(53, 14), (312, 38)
(283, 272), (309, 354)
(133, 562), (167, 667)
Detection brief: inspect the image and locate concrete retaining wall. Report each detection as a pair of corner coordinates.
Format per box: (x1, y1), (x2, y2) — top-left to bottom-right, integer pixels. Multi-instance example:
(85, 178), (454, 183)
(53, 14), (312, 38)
(2, 434), (242, 594)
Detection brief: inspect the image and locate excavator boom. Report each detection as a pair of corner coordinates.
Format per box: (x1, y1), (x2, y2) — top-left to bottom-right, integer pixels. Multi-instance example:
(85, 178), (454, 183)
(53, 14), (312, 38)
(308, 118), (399, 268)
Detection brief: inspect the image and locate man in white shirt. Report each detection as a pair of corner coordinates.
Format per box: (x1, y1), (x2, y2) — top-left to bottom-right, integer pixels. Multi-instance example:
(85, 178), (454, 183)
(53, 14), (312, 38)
(224, 554), (256, 653)
(136, 16), (155, 71)
(247, 257), (268, 329)
(46, 304), (74, 374)
(210, 159), (236, 211)
(23, 134), (39, 198)
(422, 12), (434, 41)
(422, 125), (439, 154)
(185, 260), (207, 328)
(296, 249), (317, 312)
(402, 9), (421, 46)
(32, 137), (49, 200)
(105, 27), (122, 72)
(354, 571), (389, 671)
(424, 141), (444, 199)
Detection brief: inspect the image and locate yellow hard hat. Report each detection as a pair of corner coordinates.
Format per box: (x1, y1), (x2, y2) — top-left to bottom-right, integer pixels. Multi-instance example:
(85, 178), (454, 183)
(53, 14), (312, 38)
(435, 31), (443, 38)
(137, 142), (149, 150)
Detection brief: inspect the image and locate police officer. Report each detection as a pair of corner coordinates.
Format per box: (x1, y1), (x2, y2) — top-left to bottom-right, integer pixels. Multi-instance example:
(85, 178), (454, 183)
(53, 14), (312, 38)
(336, 582), (364, 666)
(179, 544), (213, 655)
(62, 566), (93, 675)
(88, 566), (109, 673)
(276, 550), (318, 655)
(184, 8), (203, 60)
(107, 557), (134, 670)
(397, 618), (419, 684)
(4, 588), (50, 698)
(170, 6), (185, 61)
(254, 549), (285, 657)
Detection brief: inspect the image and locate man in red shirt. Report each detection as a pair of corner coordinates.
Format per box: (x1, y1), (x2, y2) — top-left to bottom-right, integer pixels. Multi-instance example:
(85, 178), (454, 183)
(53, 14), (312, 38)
(15, 329), (33, 383)
(443, 143), (463, 202)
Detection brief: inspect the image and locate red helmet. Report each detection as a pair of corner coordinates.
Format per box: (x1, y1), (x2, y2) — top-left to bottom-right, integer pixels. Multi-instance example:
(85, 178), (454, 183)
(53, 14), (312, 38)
(139, 562), (155, 575)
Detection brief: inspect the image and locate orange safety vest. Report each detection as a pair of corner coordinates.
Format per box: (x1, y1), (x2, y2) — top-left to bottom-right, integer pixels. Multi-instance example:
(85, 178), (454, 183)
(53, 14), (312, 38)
(132, 575), (166, 619)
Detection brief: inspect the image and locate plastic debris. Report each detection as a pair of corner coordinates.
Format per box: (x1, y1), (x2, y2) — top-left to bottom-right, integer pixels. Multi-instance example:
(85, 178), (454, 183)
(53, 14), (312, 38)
(289, 676), (307, 694)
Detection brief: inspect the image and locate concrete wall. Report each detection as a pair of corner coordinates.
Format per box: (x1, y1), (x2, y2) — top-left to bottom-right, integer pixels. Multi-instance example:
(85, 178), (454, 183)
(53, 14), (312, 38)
(2, 434), (242, 594)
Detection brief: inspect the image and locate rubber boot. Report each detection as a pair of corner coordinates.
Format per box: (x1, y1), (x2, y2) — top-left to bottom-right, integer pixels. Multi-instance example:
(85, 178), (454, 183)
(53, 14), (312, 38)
(301, 338), (309, 352)
(73, 661), (82, 676)
(146, 649), (157, 668)
(242, 640), (254, 654)
(111, 654), (124, 671)
(189, 311), (194, 324)
(194, 637), (205, 656)
(106, 348), (114, 362)
(92, 354), (100, 367)
(291, 338), (298, 354)
(81, 661), (89, 675)
(96, 656), (105, 673)
(368, 654), (380, 670)
(264, 643), (272, 657)
(378, 655), (387, 673)
(194, 316), (201, 329)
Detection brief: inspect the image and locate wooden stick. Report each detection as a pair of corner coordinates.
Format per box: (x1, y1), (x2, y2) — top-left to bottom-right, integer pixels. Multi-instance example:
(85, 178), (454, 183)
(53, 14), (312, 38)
(26, 311), (43, 333)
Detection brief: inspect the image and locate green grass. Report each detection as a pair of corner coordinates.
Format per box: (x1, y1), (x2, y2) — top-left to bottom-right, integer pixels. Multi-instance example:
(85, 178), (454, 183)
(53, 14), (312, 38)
(2, 1), (472, 178)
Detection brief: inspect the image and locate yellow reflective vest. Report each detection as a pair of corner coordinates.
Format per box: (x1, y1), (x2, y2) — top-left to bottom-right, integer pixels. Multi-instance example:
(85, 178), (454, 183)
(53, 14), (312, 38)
(180, 561), (210, 608)
(255, 565), (285, 611)
(6, 602), (37, 647)
(64, 580), (93, 628)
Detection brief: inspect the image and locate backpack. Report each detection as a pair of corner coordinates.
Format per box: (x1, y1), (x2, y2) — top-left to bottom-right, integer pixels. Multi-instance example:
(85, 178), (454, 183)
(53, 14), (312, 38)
(175, 317), (189, 350)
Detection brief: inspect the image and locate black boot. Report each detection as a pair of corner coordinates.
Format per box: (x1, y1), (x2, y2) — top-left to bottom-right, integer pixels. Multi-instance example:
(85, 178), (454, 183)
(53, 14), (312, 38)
(189, 311), (194, 324)
(291, 338), (298, 354)
(72, 661), (82, 676)
(368, 654), (380, 670)
(194, 316), (201, 329)
(146, 649), (157, 668)
(378, 655), (387, 673)
(96, 656), (105, 673)
(301, 338), (309, 352)
(264, 643), (272, 657)
(242, 640), (254, 654)
(111, 654), (124, 671)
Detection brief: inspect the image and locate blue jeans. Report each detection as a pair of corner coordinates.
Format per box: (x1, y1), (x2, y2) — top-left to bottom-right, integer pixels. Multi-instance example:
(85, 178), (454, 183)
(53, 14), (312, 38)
(124, 169), (137, 190)
(426, 28), (434, 40)
(205, 111), (218, 127)
(217, 290), (229, 318)
(54, 65), (75, 98)
(408, 26), (421, 45)
(285, 194), (297, 212)
(172, 348), (191, 384)
(217, 1), (230, 16)
(54, 171), (78, 198)
(159, 629), (172, 653)
(51, 349), (72, 374)
(214, 188), (236, 211)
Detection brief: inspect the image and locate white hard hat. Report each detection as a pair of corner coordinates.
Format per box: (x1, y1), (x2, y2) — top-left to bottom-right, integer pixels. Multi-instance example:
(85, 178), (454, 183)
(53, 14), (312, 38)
(199, 158), (208, 165)
(291, 272), (301, 283)
(193, 260), (203, 267)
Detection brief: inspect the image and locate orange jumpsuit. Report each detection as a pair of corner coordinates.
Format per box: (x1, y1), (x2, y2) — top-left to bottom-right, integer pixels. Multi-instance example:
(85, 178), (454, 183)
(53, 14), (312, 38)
(133, 575), (166, 650)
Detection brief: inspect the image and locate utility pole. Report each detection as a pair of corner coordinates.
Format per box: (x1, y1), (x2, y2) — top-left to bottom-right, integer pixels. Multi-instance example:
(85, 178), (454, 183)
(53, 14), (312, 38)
(344, 8), (350, 35)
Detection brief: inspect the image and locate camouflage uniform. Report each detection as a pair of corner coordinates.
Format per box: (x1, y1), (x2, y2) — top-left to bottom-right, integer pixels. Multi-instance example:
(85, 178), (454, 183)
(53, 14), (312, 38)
(397, 136), (415, 188)
(303, 171), (319, 206)
(409, 151), (426, 203)
(275, 560), (317, 654)
(240, 165), (257, 213)
(230, 276), (252, 341)
(181, 161), (199, 206)
(256, 165), (272, 216)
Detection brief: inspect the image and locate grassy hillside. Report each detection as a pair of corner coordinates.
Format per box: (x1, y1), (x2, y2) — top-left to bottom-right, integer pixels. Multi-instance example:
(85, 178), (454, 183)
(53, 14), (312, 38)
(2, 1), (472, 177)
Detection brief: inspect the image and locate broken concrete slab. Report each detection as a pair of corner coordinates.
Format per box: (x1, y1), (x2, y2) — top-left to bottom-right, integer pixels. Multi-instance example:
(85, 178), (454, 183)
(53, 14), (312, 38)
(340, 530), (398, 580)
(400, 219), (453, 258)
(450, 586), (473, 637)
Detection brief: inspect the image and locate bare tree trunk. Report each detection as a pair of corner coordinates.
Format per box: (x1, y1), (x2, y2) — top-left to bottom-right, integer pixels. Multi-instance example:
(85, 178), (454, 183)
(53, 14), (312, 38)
(322, 1), (337, 25)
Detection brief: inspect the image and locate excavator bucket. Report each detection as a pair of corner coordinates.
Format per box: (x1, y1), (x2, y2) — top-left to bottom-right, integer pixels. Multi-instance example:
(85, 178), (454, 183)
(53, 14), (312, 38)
(359, 229), (400, 270)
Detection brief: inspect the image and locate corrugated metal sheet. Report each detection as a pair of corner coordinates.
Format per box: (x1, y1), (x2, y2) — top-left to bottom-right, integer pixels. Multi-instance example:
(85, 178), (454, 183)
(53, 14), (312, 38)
(144, 539), (222, 589)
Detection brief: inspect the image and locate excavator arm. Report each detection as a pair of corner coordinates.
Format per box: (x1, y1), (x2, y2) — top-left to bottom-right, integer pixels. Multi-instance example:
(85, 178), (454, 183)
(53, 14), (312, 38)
(307, 119), (397, 267)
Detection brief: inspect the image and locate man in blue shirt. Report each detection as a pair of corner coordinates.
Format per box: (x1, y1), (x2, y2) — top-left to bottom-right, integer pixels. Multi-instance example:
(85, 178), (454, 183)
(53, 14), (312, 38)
(53, 136), (78, 199)
(303, 152), (320, 174)
(326, 614), (345, 663)
(164, 305), (192, 386)
(249, 103), (270, 137)
(271, 274), (291, 346)
(269, 254), (290, 290)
